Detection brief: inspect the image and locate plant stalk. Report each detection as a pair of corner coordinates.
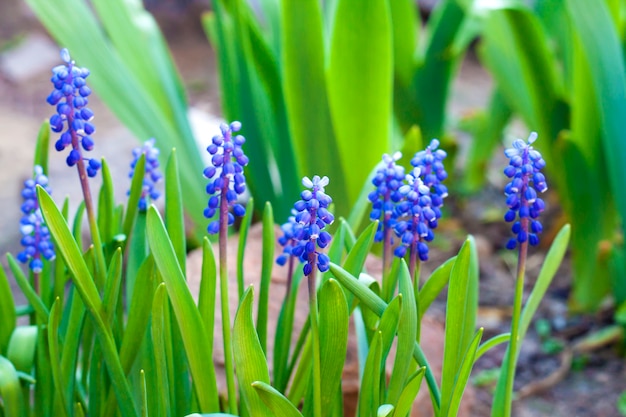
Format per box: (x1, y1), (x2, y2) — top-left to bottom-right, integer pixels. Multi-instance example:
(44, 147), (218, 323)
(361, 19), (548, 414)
(306, 260), (322, 417)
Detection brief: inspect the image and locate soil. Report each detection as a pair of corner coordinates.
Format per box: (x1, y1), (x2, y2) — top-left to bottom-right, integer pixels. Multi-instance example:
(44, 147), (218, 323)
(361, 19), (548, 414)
(1, 3), (624, 416)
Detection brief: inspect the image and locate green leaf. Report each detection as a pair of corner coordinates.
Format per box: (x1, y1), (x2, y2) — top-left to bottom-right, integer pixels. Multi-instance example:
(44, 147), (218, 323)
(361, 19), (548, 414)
(0, 266), (16, 354)
(358, 331), (383, 417)
(232, 288), (272, 417)
(199, 238), (218, 349)
(319, 279), (349, 413)
(327, 0), (392, 204)
(146, 206), (219, 412)
(339, 221), (378, 306)
(377, 404), (394, 417)
(446, 329), (483, 417)
(237, 198), (254, 299)
(98, 158), (116, 246)
(48, 299), (70, 417)
(252, 381), (304, 417)
(7, 254), (49, 323)
(165, 149), (186, 273)
(476, 333), (511, 361)
(390, 0), (418, 86)
(123, 153), (146, 243)
(58, 291), (86, 417)
(393, 368), (425, 417)
(440, 237), (479, 417)
(257, 202), (275, 354)
(7, 326), (38, 373)
(151, 284), (171, 417)
(329, 263), (387, 316)
(103, 248), (123, 323)
(0, 355), (26, 417)
(418, 256), (456, 319)
(37, 186), (137, 417)
(34, 120), (50, 174)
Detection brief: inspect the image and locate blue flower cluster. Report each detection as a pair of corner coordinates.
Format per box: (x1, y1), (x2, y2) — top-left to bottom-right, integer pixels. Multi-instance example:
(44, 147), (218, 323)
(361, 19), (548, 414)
(282, 176), (334, 275)
(276, 211), (301, 267)
(128, 139), (162, 211)
(503, 132), (547, 249)
(410, 139), (448, 211)
(203, 122), (249, 234)
(47, 49), (101, 177)
(368, 152), (405, 242)
(17, 166), (55, 273)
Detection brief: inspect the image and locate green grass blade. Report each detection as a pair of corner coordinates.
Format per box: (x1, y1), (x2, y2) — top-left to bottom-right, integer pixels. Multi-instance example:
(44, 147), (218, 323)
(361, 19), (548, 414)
(98, 158), (115, 247)
(198, 237), (217, 347)
(440, 237), (478, 417)
(123, 153), (146, 243)
(37, 186), (138, 417)
(393, 368), (425, 417)
(418, 256), (456, 319)
(390, 0), (418, 86)
(252, 381), (303, 417)
(327, 0), (392, 204)
(257, 202), (275, 353)
(59, 291), (86, 417)
(0, 266), (16, 354)
(34, 120), (50, 174)
(319, 279), (349, 413)
(329, 263), (387, 316)
(151, 283), (171, 417)
(146, 206), (219, 412)
(357, 331), (383, 417)
(7, 254), (49, 323)
(475, 333), (510, 361)
(165, 149), (186, 274)
(237, 198), (254, 299)
(232, 288), (272, 417)
(103, 248), (123, 323)
(7, 326), (38, 373)
(377, 295), (403, 362)
(0, 355), (26, 417)
(72, 201), (86, 251)
(48, 299), (70, 417)
(446, 329), (483, 417)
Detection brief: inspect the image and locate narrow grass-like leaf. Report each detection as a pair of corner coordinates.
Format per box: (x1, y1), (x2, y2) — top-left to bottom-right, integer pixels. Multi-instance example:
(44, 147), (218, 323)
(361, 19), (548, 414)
(387, 261), (417, 405)
(390, 0), (417, 86)
(98, 158), (115, 246)
(72, 201), (86, 251)
(377, 295), (403, 362)
(358, 331), (383, 417)
(151, 284), (171, 417)
(233, 288), (272, 417)
(34, 120), (50, 174)
(257, 202), (275, 353)
(237, 198), (254, 299)
(7, 254), (49, 322)
(146, 206), (219, 412)
(7, 326), (37, 373)
(48, 299), (70, 417)
(418, 256), (456, 319)
(58, 291), (86, 417)
(440, 237), (479, 417)
(339, 221), (378, 306)
(165, 148), (186, 273)
(37, 186), (137, 417)
(327, 0), (392, 203)
(123, 154), (146, 243)
(252, 381), (304, 417)
(0, 355), (26, 417)
(393, 368), (425, 417)
(319, 279), (349, 413)
(446, 329), (483, 417)
(103, 248), (123, 323)
(329, 263), (387, 316)
(199, 238), (217, 347)
(476, 333), (510, 361)
(0, 266), (16, 354)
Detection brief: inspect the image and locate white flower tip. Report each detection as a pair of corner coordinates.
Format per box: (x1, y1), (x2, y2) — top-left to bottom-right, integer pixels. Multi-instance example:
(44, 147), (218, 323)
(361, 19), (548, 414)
(302, 176), (313, 188)
(318, 176), (329, 187)
(528, 132), (538, 143)
(60, 48), (71, 63)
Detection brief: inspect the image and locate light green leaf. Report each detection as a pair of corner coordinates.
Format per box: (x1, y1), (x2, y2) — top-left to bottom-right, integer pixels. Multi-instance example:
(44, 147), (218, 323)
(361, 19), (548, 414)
(446, 329), (483, 417)
(393, 368), (425, 417)
(165, 148), (186, 273)
(0, 355), (26, 417)
(0, 266), (16, 354)
(34, 120), (50, 174)
(252, 381), (304, 417)
(151, 284), (171, 417)
(7, 326), (38, 374)
(358, 331), (383, 417)
(418, 256), (456, 319)
(237, 198), (254, 299)
(257, 202), (275, 354)
(48, 299), (70, 417)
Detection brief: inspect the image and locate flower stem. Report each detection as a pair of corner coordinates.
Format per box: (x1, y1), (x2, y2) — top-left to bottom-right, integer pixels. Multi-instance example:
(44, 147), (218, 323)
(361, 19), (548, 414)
(218, 178), (237, 414)
(307, 256), (322, 417)
(503, 221), (528, 416)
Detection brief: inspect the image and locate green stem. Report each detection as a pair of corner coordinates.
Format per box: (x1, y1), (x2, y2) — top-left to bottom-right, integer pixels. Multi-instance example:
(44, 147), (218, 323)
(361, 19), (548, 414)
(503, 225), (528, 417)
(219, 178), (238, 414)
(307, 263), (322, 417)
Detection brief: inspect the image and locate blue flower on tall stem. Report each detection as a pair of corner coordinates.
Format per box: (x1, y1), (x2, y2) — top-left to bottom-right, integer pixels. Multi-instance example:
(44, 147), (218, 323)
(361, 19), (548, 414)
(503, 132), (547, 250)
(17, 166), (55, 274)
(47, 48), (100, 176)
(203, 121), (249, 234)
(410, 139), (448, 211)
(128, 138), (162, 211)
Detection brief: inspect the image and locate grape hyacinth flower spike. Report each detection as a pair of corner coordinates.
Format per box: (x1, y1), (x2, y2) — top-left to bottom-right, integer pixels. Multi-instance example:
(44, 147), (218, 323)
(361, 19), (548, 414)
(503, 131), (547, 250)
(203, 121), (249, 234)
(47, 48), (100, 176)
(410, 138), (448, 211)
(368, 152), (405, 271)
(17, 166), (55, 275)
(128, 138), (162, 211)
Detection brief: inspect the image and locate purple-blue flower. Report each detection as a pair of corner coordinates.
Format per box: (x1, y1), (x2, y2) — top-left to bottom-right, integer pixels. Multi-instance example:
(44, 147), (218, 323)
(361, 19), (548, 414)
(410, 139), (448, 207)
(276, 210), (302, 266)
(47, 48), (100, 177)
(128, 138), (162, 211)
(393, 168), (437, 261)
(203, 121), (249, 234)
(288, 176), (334, 275)
(368, 152), (405, 243)
(503, 132), (547, 250)
(17, 166), (55, 273)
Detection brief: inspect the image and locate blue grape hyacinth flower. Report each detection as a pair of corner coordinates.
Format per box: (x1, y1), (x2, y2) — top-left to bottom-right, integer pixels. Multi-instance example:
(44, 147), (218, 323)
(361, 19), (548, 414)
(289, 176), (334, 276)
(47, 48), (101, 177)
(17, 166), (55, 273)
(503, 132), (547, 250)
(276, 210), (302, 267)
(368, 152), (405, 243)
(393, 168), (438, 262)
(128, 138), (162, 211)
(203, 121), (249, 234)
(410, 139), (448, 208)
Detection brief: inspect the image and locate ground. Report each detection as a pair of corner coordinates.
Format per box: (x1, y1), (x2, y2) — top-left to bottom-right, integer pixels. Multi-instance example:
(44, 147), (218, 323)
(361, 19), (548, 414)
(0, 3), (624, 416)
